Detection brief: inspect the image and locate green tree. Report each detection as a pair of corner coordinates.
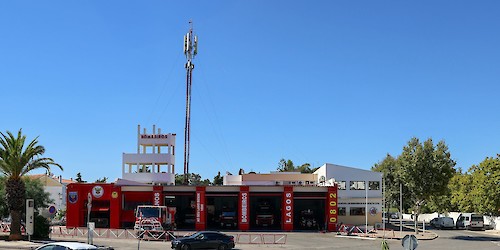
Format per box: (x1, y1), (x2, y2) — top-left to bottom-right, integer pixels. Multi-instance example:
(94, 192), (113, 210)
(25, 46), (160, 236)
(0, 129), (62, 240)
(95, 177), (108, 183)
(468, 155), (500, 215)
(398, 138), (455, 231)
(175, 173), (211, 186)
(23, 177), (54, 212)
(75, 172), (84, 183)
(213, 172), (223, 185)
(372, 154), (413, 213)
(0, 176), (53, 219)
(277, 159), (314, 173)
(449, 169), (475, 212)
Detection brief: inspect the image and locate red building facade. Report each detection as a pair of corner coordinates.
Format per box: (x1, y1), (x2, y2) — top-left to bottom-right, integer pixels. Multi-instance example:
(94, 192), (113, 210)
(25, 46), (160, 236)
(66, 183), (338, 232)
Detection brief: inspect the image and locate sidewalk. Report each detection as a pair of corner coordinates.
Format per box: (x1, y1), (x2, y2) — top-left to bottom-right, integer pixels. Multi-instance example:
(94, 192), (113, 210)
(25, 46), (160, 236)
(373, 229), (438, 240)
(0, 240), (41, 249)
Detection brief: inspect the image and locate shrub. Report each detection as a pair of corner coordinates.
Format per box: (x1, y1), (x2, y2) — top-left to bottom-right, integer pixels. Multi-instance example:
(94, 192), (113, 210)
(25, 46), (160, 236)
(33, 214), (50, 239)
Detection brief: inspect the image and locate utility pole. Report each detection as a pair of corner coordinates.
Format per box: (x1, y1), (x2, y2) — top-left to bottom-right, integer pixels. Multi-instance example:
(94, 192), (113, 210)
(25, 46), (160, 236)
(183, 21), (198, 185)
(400, 182), (403, 235)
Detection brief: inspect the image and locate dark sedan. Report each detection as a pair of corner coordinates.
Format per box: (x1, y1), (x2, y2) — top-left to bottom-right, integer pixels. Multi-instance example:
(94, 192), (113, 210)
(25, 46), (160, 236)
(171, 231), (235, 250)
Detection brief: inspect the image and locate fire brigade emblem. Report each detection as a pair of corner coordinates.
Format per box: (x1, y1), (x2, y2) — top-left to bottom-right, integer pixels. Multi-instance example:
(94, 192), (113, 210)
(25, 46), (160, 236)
(68, 192), (78, 204)
(92, 185), (104, 198)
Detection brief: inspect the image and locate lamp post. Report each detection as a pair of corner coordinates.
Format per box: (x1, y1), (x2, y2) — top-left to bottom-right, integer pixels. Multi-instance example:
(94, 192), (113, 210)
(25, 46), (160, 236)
(87, 192), (92, 244)
(365, 181), (368, 234)
(58, 193), (62, 211)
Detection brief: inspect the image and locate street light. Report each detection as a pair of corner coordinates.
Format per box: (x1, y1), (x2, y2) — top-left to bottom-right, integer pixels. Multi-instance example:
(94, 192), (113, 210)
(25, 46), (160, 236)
(58, 193), (62, 210)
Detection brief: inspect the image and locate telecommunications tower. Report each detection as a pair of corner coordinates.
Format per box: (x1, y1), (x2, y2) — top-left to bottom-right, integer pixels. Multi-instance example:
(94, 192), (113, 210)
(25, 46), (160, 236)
(183, 21), (198, 185)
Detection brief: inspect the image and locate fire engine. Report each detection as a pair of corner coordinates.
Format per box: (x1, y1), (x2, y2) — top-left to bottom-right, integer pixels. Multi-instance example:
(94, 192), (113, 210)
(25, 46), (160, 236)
(299, 209), (317, 228)
(255, 201), (274, 227)
(219, 208), (237, 228)
(134, 205), (173, 232)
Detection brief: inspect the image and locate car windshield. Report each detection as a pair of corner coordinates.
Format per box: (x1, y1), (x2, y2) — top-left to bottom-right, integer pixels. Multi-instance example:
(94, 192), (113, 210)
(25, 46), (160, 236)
(222, 211), (236, 217)
(471, 215), (483, 221)
(190, 232), (202, 238)
(136, 207), (159, 218)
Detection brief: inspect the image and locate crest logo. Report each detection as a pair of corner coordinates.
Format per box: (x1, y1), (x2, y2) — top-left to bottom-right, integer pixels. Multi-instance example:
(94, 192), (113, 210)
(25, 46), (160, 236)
(68, 192), (78, 204)
(92, 185), (104, 198)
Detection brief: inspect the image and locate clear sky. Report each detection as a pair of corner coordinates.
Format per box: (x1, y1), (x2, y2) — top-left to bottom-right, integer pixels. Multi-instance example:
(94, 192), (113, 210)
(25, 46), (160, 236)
(1, 1), (499, 183)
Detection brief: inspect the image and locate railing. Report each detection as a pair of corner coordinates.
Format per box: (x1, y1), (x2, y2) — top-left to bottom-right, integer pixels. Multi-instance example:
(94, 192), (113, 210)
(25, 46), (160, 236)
(50, 226), (287, 244)
(1, 222), (26, 233)
(236, 233), (287, 244)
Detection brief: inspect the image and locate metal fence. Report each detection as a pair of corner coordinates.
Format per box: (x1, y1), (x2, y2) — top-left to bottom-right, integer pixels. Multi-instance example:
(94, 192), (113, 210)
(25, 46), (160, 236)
(49, 226), (287, 244)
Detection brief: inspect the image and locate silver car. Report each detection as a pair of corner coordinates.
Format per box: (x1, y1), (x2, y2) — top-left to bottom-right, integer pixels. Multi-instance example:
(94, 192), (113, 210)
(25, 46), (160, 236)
(35, 242), (98, 250)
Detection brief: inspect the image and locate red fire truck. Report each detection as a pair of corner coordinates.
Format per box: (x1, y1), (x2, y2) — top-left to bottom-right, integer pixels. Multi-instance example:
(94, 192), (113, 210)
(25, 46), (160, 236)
(255, 201), (274, 227)
(134, 205), (173, 232)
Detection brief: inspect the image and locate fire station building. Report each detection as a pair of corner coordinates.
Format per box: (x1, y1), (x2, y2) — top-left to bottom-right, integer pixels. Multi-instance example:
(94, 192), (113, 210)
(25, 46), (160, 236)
(66, 125), (382, 231)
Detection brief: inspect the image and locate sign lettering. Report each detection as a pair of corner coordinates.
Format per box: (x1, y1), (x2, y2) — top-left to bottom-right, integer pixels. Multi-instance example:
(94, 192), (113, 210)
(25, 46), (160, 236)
(153, 192), (161, 206)
(196, 192), (201, 223)
(327, 186), (338, 227)
(283, 190), (293, 224)
(141, 134), (168, 139)
(241, 192), (248, 223)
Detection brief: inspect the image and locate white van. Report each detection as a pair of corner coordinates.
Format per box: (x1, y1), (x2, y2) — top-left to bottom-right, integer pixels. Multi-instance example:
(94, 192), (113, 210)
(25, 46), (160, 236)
(456, 213), (484, 230)
(436, 217), (454, 229)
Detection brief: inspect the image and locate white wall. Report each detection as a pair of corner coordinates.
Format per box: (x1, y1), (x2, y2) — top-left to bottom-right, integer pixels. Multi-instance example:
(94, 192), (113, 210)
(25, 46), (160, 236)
(223, 175), (242, 185)
(314, 163), (384, 225)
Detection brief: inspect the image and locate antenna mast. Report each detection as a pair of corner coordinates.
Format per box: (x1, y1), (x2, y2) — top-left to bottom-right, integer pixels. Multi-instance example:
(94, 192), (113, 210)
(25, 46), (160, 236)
(183, 21), (198, 185)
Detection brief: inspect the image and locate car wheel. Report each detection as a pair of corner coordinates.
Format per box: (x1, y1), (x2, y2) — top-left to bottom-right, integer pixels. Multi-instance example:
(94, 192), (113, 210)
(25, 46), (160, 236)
(181, 244), (191, 250)
(218, 244), (228, 250)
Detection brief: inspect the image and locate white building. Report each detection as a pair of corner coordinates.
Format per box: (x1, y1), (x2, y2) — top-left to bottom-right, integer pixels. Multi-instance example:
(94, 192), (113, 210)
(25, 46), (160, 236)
(314, 163), (383, 225)
(223, 171), (318, 186)
(223, 163), (384, 226)
(122, 125), (176, 185)
(26, 174), (75, 215)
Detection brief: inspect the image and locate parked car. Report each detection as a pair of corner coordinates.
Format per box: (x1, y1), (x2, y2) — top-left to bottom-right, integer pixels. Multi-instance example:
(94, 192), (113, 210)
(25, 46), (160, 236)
(484, 216), (496, 230)
(34, 241), (114, 250)
(429, 218), (440, 228)
(35, 242), (98, 250)
(391, 213), (398, 219)
(171, 231), (235, 250)
(436, 217), (454, 229)
(456, 213), (484, 230)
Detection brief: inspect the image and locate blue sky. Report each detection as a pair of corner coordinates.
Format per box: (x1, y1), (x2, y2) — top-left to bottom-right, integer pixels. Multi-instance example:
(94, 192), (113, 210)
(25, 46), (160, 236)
(1, 1), (499, 182)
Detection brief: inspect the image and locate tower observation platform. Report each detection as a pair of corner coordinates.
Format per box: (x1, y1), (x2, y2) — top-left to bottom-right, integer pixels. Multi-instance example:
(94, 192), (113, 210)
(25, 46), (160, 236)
(122, 125), (176, 185)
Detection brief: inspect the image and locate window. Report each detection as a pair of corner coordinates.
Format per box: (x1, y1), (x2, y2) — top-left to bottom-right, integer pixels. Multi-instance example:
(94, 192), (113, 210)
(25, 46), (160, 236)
(205, 233), (221, 240)
(337, 181), (346, 190)
(350, 181), (365, 190)
(338, 207), (346, 216)
(369, 181), (380, 190)
(319, 176), (326, 183)
(350, 207), (366, 216)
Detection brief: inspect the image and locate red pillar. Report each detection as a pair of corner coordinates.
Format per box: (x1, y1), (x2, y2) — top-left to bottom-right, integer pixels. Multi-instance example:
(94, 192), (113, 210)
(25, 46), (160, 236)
(238, 186), (250, 231)
(195, 186), (206, 231)
(282, 186), (294, 231)
(66, 184), (81, 228)
(109, 185), (122, 229)
(326, 185), (338, 231)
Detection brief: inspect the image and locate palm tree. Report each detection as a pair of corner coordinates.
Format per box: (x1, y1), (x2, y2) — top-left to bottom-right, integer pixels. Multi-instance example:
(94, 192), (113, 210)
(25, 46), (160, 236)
(0, 129), (62, 240)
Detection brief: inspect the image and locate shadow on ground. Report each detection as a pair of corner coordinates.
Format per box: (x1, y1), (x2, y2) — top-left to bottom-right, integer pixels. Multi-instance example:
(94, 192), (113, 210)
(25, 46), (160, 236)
(452, 236), (500, 242)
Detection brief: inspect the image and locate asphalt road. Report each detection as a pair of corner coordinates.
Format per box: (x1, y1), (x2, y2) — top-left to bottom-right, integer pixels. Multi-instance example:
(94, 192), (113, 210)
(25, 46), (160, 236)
(46, 229), (500, 250)
(2, 229), (499, 249)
